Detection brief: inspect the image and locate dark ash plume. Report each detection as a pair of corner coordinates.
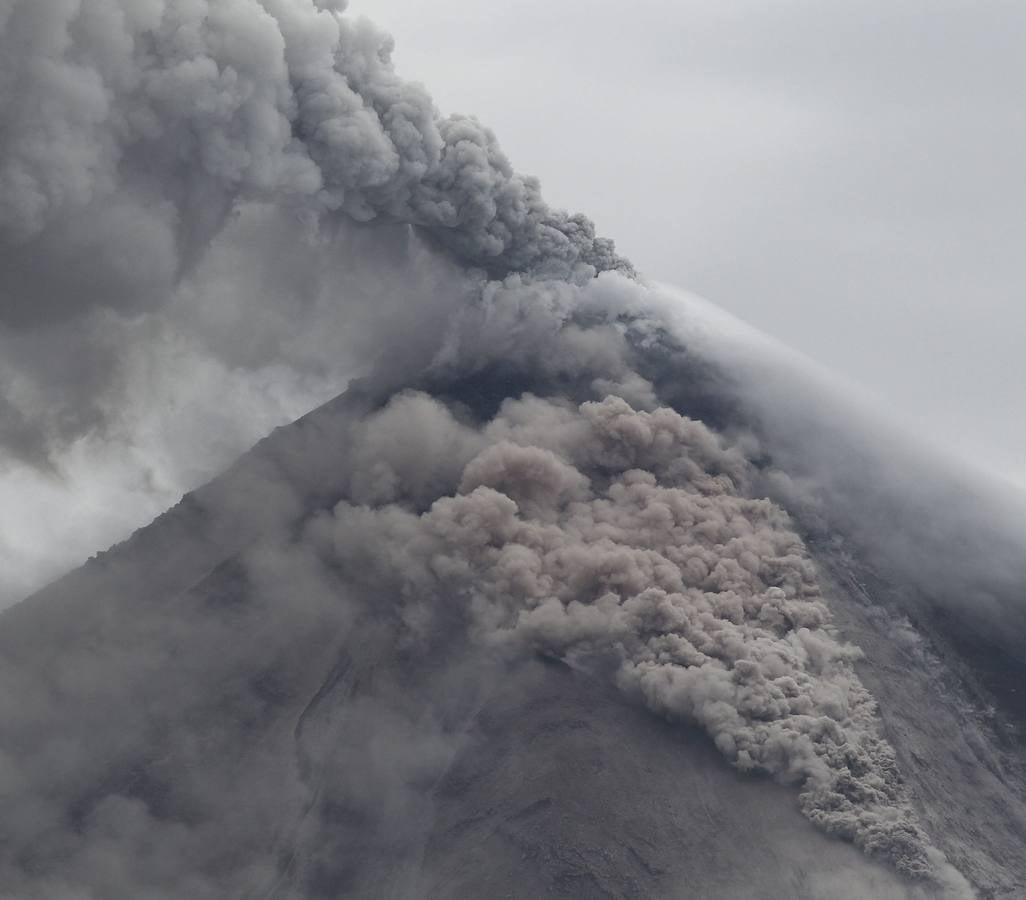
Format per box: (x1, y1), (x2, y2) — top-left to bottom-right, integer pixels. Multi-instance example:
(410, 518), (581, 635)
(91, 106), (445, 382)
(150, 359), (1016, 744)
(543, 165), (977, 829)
(0, 0), (629, 328)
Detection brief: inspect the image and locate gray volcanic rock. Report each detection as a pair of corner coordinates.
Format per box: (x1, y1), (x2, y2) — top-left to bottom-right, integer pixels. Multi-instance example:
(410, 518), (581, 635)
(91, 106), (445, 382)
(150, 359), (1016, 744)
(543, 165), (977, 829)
(415, 658), (923, 900)
(812, 548), (1026, 899)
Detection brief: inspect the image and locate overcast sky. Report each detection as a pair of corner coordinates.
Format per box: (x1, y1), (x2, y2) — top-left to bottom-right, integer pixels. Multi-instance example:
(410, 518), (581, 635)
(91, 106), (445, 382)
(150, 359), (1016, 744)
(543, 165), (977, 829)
(368, 0), (1026, 486)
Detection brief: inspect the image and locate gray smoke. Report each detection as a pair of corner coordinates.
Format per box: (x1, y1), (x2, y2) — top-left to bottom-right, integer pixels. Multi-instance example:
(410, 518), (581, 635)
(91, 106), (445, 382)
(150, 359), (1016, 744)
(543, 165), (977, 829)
(3, 1), (1021, 897)
(0, 0), (628, 327)
(320, 392), (947, 877)
(0, 0), (628, 597)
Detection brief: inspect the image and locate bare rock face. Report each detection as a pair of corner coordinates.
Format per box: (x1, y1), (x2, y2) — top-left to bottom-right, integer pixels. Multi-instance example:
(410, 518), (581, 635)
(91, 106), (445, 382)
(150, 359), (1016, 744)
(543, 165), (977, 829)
(414, 658), (925, 900)
(812, 550), (1026, 900)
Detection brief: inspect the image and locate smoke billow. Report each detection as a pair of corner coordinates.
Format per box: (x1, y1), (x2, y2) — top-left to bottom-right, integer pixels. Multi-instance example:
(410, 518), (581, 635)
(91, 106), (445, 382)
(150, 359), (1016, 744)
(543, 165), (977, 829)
(321, 392), (942, 875)
(2, 1), (1023, 898)
(0, 0), (630, 600)
(0, 0), (627, 322)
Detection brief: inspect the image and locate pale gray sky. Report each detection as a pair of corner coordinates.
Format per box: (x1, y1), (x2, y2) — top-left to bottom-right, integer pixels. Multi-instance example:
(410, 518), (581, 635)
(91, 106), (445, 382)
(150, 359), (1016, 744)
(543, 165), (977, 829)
(368, 0), (1026, 485)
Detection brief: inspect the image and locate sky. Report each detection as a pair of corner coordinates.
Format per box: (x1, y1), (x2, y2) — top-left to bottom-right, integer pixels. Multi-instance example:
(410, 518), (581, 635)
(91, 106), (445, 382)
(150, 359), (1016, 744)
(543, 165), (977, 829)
(367, 0), (1026, 486)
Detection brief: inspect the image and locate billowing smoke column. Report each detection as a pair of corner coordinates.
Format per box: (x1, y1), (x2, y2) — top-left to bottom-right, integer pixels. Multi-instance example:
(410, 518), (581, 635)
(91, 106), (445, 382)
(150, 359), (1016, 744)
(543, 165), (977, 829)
(0, 0), (628, 329)
(0, 1), (998, 897)
(0, 0), (627, 599)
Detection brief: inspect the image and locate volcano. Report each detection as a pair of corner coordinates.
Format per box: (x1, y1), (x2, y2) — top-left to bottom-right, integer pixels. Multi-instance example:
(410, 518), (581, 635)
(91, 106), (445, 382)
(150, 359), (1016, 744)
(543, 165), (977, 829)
(1, 2), (1025, 898)
(2, 347), (1025, 899)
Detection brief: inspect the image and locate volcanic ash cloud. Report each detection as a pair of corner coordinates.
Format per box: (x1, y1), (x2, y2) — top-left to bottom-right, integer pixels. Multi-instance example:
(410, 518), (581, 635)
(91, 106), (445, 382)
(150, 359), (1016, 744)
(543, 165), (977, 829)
(314, 389), (968, 892)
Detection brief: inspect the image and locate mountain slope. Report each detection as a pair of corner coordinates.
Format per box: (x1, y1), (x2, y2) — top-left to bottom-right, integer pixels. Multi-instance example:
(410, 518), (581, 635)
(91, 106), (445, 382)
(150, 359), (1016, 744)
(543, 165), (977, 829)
(2, 373), (1023, 898)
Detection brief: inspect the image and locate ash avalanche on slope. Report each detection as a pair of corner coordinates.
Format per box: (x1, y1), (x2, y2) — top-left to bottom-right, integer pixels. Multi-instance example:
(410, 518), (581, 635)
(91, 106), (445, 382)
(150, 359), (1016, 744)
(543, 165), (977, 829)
(322, 390), (944, 878)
